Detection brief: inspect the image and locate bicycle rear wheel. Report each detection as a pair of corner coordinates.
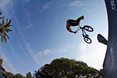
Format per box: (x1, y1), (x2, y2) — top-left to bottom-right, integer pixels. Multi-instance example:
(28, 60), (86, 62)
(84, 37), (92, 44)
(83, 25), (94, 32)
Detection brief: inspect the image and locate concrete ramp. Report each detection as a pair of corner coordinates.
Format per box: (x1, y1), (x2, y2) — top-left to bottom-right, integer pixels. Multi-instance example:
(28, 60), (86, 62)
(103, 0), (117, 78)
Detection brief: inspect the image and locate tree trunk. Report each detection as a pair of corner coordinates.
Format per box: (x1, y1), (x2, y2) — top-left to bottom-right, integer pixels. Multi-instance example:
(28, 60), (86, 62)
(103, 0), (117, 78)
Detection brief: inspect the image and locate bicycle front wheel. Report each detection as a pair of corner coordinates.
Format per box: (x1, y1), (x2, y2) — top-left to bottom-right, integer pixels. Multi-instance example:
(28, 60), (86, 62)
(84, 37), (92, 44)
(83, 25), (94, 32)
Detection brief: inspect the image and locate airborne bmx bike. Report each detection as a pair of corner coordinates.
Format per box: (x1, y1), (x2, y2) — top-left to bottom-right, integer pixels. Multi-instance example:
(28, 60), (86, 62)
(75, 25), (93, 44)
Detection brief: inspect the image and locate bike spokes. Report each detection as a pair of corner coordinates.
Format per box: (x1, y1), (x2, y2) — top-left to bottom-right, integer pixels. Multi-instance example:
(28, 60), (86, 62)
(83, 25), (93, 32)
(82, 33), (92, 44)
(81, 26), (93, 44)
(84, 37), (92, 44)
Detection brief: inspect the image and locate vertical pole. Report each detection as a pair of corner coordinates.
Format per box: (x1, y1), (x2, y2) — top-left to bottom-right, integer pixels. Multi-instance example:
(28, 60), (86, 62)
(103, 0), (117, 78)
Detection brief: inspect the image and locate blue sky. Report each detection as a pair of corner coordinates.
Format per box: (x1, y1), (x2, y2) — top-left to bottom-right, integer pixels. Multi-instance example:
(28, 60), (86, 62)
(0, 0), (108, 75)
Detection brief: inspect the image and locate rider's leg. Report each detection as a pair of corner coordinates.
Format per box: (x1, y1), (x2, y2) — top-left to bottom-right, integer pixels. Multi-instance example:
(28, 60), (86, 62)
(76, 16), (84, 24)
(67, 20), (78, 26)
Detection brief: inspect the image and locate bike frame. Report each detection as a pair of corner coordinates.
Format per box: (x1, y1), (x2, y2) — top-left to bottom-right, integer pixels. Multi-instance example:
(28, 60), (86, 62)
(75, 25), (92, 44)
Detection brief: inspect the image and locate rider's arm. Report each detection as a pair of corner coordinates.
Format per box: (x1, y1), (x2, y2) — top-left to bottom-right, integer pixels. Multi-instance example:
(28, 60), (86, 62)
(74, 16), (84, 27)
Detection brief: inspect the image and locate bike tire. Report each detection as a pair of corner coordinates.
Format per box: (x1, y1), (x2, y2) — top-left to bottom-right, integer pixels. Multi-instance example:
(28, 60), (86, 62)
(83, 25), (94, 32)
(84, 37), (92, 44)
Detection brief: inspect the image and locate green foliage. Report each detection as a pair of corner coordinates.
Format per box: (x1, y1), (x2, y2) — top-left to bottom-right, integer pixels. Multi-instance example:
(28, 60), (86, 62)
(14, 73), (24, 78)
(35, 57), (99, 78)
(0, 13), (12, 43)
(26, 72), (33, 78)
(7, 72), (14, 78)
(7, 72), (33, 78)
(2, 58), (101, 78)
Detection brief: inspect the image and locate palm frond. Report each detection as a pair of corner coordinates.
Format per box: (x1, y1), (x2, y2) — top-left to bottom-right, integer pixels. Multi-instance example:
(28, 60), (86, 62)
(0, 16), (12, 43)
(1, 35), (7, 43)
(6, 29), (12, 32)
(4, 19), (11, 28)
(3, 36), (7, 43)
(1, 16), (4, 25)
(5, 33), (9, 39)
(1, 33), (9, 43)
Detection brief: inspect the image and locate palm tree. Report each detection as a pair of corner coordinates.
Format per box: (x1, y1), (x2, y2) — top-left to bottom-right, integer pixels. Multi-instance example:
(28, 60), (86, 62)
(0, 12), (2, 19)
(0, 16), (12, 43)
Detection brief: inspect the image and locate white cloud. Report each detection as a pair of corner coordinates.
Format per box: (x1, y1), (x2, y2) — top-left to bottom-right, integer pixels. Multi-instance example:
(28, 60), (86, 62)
(0, 0), (11, 9)
(43, 46), (68, 55)
(43, 48), (67, 55)
(62, 0), (85, 8)
(59, 48), (67, 52)
(24, 0), (32, 3)
(69, 0), (83, 7)
(32, 48), (68, 65)
(25, 43), (39, 64)
(25, 43), (53, 65)
(44, 49), (52, 55)
(22, 5), (34, 30)
(25, 43), (69, 65)
(42, 4), (50, 9)
(37, 2), (52, 13)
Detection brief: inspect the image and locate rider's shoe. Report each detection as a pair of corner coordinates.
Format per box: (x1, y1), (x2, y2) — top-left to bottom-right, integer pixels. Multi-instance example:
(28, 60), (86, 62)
(73, 31), (77, 34)
(81, 16), (84, 19)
